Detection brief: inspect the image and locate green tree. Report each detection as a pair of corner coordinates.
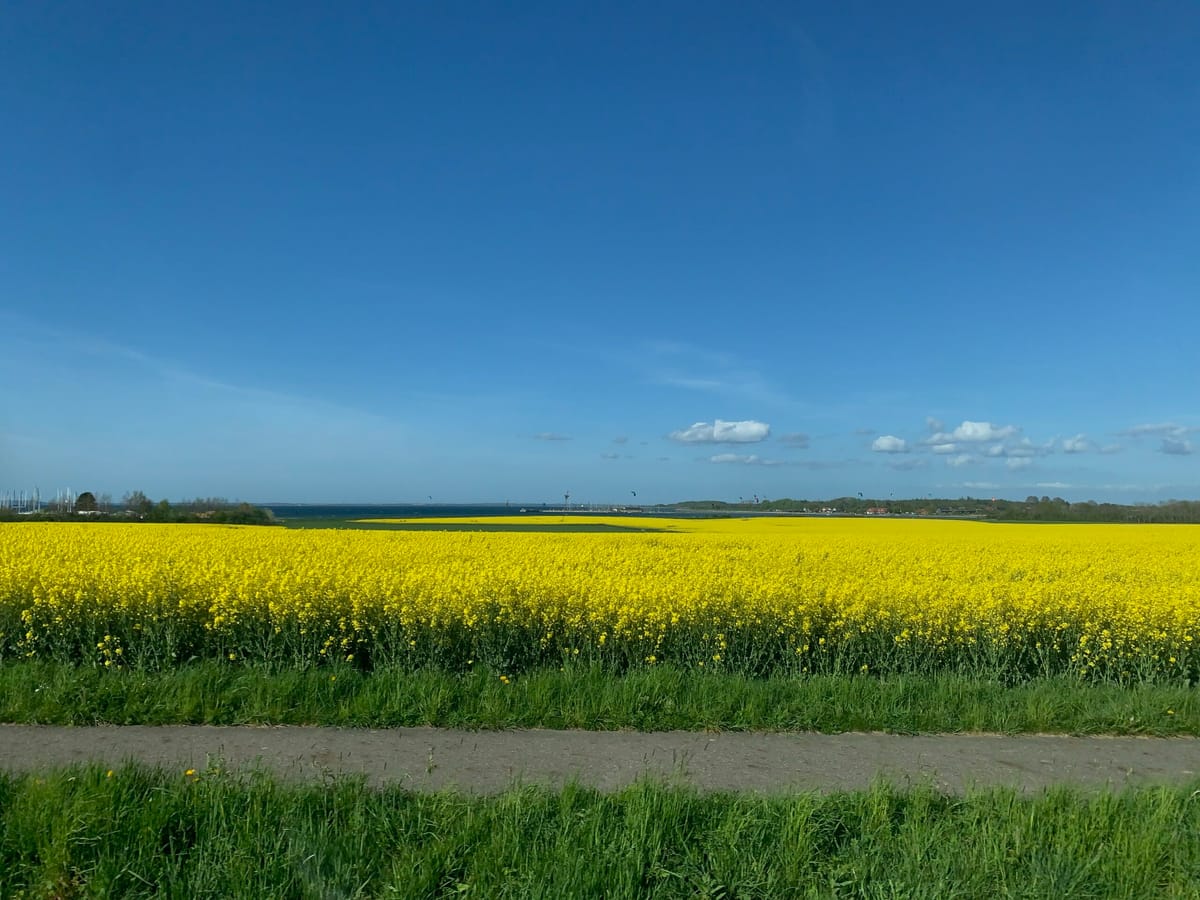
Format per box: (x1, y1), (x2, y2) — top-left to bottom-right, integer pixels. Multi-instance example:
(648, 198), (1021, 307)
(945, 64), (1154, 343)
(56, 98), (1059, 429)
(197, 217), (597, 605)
(123, 491), (153, 516)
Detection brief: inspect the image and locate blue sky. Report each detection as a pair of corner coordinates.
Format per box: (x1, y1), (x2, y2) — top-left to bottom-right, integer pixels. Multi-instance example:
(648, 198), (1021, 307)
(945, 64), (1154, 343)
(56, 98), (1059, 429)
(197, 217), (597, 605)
(2, 1), (1197, 504)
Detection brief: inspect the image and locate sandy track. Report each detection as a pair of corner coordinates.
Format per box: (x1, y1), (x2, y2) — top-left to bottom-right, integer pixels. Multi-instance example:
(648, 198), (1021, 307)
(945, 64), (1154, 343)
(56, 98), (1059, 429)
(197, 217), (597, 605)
(3, 725), (1199, 794)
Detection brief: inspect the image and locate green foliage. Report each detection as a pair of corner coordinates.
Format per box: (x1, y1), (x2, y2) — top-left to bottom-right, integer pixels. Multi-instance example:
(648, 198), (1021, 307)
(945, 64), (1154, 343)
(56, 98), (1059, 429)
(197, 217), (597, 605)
(123, 490), (153, 516)
(1, 662), (1196, 735)
(675, 496), (1200, 523)
(1, 767), (1198, 897)
(8, 596), (1196, 683)
(8, 492), (276, 525)
(207, 503), (275, 525)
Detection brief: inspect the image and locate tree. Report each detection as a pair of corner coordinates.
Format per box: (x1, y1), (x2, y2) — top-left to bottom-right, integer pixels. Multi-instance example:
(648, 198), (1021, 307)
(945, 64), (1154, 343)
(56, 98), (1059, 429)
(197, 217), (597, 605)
(75, 491), (98, 512)
(123, 491), (153, 516)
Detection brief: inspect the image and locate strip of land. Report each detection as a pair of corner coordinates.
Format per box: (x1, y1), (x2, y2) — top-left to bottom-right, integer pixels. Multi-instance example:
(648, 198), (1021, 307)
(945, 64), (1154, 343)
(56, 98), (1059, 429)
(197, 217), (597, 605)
(3, 725), (1197, 794)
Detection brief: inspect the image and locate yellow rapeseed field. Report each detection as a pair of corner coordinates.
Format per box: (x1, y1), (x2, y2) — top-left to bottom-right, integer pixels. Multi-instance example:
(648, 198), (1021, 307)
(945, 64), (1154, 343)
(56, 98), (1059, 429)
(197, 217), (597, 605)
(1, 519), (1197, 680)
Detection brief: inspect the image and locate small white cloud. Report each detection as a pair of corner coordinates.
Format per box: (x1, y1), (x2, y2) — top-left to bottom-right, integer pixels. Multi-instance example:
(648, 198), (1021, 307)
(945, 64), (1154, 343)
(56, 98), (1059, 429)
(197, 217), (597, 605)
(1161, 438), (1194, 456)
(669, 419), (770, 443)
(1099, 443), (1123, 455)
(534, 432), (571, 441)
(612, 436), (629, 445)
(1120, 422), (1194, 438)
(945, 454), (976, 468)
(1006, 457), (1033, 470)
(931, 443), (958, 454)
(600, 452), (620, 460)
(953, 420), (1018, 442)
(988, 438), (1052, 459)
(1062, 434), (1090, 454)
(709, 453), (759, 464)
(929, 420), (1019, 444)
(871, 435), (908, 454)
(926, 416), (944, 433)
(707, 453), (789, 466)
(1036, 482), (1071, 489)
(890, 458), (926, 471)
(963, 481), (1000, 490)
(779, 432), (810, 448)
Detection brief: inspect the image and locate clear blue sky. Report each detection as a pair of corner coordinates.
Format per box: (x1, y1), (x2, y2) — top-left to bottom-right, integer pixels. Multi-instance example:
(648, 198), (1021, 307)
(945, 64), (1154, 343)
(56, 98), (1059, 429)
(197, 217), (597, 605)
(2, 1), (1197, 504)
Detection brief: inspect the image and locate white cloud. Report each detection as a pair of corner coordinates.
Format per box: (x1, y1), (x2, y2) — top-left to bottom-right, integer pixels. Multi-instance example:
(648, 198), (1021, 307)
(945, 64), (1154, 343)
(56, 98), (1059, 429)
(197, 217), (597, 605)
(871, 435), (908, 453)
(945, 454), (976, 468)
(1161, 438), (1194, 456)
(890, 458), (926, 471)
(963, 481), (999, 490)
(955, 420), (1018, 442)
(988, 438), (1053, 459)
(1120, 422), (1194, 438)
(709, 453), (759, 465)
(1006, 457), (1033, 470)
(1062, 434), (1090, 453)
(1036, 482), (1071, 489)
(931, 443), (958, 454)
(929, 421), (1019, 444)
(708, 452), (791, 466)
(534, 432), (571, 441)
(926, 416), (944, 433)
(600, 452), (620, 460)
(669, 419), (770, 443)
(1099, 443), (1124, 455)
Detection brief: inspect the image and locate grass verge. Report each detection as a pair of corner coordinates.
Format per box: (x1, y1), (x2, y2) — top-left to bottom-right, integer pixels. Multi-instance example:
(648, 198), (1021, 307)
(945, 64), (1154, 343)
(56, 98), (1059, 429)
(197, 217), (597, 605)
(2, 765), (1198, 898)
(1, 662), (1197, 733)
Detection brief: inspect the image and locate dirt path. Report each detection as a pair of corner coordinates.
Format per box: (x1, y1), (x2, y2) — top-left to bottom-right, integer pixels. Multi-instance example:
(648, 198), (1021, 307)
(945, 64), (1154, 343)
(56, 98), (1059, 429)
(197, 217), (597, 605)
(3, 725), (1199, 794)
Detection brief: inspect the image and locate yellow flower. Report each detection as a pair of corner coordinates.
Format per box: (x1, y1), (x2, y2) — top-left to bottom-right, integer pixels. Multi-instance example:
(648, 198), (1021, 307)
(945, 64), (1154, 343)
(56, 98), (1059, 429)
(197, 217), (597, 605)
(2, 518), (1197, 680)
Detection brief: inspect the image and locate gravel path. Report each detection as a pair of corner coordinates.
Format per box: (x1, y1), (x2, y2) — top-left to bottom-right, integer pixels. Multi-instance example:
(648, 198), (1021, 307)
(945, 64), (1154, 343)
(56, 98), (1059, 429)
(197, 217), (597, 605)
(3, 725), (1199, 794)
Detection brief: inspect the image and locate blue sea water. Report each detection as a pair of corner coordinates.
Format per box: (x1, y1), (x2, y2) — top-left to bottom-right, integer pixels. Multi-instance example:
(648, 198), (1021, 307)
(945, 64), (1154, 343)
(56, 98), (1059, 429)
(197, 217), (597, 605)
(260, 503), (792, 522)
(261, 503), (553, 520)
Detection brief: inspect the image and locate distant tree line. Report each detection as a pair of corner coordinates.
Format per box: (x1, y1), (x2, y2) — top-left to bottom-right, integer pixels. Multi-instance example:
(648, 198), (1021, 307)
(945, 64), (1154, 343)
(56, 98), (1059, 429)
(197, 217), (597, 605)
(0, 492), (275, 525)
(120, 492), (276, 525)
(674, 496), (1200, 524)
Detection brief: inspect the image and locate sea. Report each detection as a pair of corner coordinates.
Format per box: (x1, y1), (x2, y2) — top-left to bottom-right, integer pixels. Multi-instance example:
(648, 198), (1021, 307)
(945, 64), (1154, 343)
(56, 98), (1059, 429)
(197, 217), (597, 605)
(261, 503), (615, 521)
(259, 503), (803, 522)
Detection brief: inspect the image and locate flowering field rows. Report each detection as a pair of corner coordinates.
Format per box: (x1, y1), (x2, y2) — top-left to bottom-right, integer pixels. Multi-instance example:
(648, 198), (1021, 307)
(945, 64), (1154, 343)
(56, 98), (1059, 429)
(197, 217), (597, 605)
(2, 519), (1197, 681)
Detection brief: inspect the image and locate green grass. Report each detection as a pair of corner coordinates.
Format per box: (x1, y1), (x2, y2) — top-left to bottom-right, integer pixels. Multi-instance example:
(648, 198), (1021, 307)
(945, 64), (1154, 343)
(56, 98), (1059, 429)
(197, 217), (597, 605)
(1, 764), (1198, 898)
(2, 662), (1197, 734)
